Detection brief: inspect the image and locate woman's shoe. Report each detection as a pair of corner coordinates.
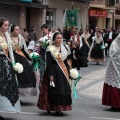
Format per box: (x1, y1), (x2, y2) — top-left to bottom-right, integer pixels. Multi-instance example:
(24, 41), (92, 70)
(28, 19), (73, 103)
(111, 107), (120, 111)
(0, 116), (5, 120)
(96, 62), (100, 65)
(47, 110), (51, 114)
(55, 111), (63, 116)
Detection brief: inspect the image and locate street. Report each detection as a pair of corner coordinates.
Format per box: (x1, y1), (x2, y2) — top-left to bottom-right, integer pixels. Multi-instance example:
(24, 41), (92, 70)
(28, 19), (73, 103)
(1, 57), (120, 120)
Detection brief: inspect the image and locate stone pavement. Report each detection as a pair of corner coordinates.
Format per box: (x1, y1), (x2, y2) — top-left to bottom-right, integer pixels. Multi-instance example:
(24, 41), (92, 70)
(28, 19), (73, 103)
(2, 57), (120, 120)
(78, 65), (106, 100)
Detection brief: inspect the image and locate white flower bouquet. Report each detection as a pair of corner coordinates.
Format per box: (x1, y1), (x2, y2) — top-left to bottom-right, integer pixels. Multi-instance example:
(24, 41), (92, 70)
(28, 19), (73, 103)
(29, 52), (46, 71)
(13, 63), (23, 73)
(105, 43), (108, 47)
(92, 37), (96, 40)
(39, 36), (51, 49)
(29, 52), (39, 59)
(70, 69), (79, 80)
(70, 68), (81, 101)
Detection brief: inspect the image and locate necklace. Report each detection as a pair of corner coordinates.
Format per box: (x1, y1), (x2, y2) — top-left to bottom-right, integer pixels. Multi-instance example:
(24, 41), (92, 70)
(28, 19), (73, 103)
(55, 44), (60, 47)
(54, 45), (61, 53)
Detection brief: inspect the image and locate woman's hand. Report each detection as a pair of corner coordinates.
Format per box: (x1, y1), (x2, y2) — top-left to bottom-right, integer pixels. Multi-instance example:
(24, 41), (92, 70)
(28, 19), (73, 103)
(49, 76), (54, 81)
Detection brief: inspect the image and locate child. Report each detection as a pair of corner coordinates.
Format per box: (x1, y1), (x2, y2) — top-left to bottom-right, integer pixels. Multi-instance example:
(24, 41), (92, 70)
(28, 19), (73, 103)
(28, 40), (35, 53)
(71, 41), (88, 76)
(28, 41), (40, 92)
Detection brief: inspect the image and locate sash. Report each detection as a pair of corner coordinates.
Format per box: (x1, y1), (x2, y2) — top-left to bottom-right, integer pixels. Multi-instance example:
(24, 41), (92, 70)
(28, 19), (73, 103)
(15, 48), (26, 58)
(47, 45), (70, 83)
(11, 38), (26, 58)
(83, 37), (90, 48)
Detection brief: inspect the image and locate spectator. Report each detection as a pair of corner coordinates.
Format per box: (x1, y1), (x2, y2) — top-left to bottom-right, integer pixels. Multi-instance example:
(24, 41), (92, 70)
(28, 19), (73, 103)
(29, 26), (37, 42)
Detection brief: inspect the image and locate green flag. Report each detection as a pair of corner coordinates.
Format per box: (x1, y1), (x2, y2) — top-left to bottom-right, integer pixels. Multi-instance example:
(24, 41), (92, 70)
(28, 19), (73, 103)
(66, 10), (78, 26)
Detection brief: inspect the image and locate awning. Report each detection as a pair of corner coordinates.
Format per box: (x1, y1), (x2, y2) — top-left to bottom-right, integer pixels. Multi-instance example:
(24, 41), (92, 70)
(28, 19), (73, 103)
(0, 0), (48, 9)
(89, 9), (107, 17)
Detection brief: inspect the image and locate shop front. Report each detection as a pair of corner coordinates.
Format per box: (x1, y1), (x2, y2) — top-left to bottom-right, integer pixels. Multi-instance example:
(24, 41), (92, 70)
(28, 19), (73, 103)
(89, 9), (107, 29)
(0, 0), (48, 37)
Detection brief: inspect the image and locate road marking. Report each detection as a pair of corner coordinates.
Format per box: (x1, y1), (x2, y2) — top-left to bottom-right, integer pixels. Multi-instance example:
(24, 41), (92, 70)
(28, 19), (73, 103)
(0, 111), (40, 115)
(90, 117), (120, 120)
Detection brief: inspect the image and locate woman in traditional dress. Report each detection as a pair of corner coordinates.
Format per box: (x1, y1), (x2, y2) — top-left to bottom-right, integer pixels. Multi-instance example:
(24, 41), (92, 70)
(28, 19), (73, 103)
(37, 32), (72, 116)
(81, 29), (90, 60)
(88, 31), (105, 65)
(10, 25), (37, 96)
(0, 17), (21, 120)
(102, 34), (120, 110)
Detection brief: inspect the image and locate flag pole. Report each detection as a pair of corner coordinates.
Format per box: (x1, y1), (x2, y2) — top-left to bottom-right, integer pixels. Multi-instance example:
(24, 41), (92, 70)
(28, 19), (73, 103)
(71, 2), (74, 10)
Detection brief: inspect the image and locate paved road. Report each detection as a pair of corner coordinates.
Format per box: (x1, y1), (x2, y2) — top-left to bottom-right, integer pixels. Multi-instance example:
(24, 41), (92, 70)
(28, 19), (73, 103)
(1, 57), (120, 120)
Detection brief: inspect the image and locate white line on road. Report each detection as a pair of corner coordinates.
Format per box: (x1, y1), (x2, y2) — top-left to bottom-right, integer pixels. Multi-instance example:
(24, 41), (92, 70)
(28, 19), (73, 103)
(90, 117), (120, 120)
(0, 111), (40, 115)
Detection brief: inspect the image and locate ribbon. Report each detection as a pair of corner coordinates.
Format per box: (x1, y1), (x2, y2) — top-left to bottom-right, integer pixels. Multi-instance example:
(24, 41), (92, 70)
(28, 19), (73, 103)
(71, 74), (81, 105)
(31, 54), (46, 71)
(12, 62), (16, 66)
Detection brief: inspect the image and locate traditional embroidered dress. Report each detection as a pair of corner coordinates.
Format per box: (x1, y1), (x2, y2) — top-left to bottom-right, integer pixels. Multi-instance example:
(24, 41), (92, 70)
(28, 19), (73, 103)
(88, 36), (105, 62)
(37, 45), (72, 111)
(81, 33), (90, 59)
(11, 34), (37, 96)
(0, 34), (21, 112)
(102, 34), (120, 108)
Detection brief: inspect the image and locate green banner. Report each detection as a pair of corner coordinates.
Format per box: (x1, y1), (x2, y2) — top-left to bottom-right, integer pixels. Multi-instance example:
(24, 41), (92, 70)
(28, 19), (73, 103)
(66, 10), (77, 26)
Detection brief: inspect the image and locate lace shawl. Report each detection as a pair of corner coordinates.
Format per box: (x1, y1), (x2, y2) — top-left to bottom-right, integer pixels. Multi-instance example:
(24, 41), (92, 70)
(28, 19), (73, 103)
(105, 34), (120, 88)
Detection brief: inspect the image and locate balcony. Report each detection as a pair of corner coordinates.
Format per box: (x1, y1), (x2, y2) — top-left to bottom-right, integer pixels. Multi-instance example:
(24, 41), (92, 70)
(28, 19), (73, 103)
(89, 0), (106, 8)
(115, 0), (120, 8)
(90, 0), (105, 5)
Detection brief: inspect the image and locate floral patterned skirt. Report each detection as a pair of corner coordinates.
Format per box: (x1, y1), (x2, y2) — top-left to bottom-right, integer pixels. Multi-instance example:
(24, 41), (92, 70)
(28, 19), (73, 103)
(0, 54), (19, 107)
(37, 71), (72, 111)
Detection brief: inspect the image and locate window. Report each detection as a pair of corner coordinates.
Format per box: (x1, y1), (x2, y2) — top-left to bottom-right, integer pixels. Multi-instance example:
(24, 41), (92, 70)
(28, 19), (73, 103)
(106, 0), (115, 6)
(46, 9), (56, 28)
(115, 10), (120, 15)
(116, 0), (120, 3)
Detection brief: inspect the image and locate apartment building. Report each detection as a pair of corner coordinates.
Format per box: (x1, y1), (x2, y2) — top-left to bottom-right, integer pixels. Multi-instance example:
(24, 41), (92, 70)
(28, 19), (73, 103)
(0, 0), (90, 38)
(40, 0), (88, 30)
(89, 0), (115, 29)
(0, 0), (48, 38)
(114, 0), (120, 30)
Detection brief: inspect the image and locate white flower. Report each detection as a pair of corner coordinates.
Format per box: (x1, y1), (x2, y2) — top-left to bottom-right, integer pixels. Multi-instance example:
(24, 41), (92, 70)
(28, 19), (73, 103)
(29, 52), (39, 58)
(54, 52), (61, 58)
(92, 37), (95, 40)
(46, 40), (51, 44)
(47, 45), (55, 51)
(13, 63), (23, 73)
(70, 69), (79, 79)
(105, 43), (108, 47)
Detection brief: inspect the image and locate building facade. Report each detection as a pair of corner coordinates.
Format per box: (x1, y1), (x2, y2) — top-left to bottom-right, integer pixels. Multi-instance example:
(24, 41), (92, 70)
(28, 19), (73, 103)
(0, 0), (48, 38)
(89, 0), (116, 30)
(41, 0), (88, 30)
(0, 0), (89, 38)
